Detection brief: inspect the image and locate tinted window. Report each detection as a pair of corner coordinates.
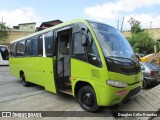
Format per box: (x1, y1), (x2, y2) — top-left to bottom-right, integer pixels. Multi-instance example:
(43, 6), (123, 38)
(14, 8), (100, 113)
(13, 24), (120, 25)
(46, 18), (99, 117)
(16, 41), (25, 56)
(146, 62), (158, 71)
(25, 39), (31, 56)
(44, 31), (53, 57)
(72, 32), (87, 61)
(30, 38), (37, 56)
(10, 43), (16, 56)
(37, 36), (43, 56)
(0, 46), (9, 60)
(89, 22), (135, 59)
(87, 32), (102, 67)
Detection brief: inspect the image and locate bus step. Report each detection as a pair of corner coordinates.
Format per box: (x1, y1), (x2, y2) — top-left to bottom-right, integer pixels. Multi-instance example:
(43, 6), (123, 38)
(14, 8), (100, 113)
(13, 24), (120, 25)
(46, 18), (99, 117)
(59, 89), (72, 95)
(64, 82), (71, 86)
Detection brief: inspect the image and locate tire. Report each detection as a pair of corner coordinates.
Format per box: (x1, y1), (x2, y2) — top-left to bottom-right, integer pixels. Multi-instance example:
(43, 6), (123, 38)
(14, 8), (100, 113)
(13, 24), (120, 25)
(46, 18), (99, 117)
(21, 74), (30, 87)
(77, 86), (99, 112)
(142, 79), (147, 89)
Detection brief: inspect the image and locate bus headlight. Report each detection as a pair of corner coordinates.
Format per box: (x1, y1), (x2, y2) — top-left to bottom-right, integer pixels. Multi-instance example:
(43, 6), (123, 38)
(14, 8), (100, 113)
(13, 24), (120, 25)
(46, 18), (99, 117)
(107, 80), (128, 88)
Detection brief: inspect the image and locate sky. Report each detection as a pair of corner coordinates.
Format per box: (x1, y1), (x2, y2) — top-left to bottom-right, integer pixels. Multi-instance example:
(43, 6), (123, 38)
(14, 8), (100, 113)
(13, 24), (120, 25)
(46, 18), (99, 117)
(0, 0), (160, 30)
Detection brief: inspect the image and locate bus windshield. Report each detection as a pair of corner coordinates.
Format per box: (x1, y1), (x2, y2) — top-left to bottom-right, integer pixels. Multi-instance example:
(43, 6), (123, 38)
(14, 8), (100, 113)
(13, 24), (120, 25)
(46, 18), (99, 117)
(89, 22), (135, 60)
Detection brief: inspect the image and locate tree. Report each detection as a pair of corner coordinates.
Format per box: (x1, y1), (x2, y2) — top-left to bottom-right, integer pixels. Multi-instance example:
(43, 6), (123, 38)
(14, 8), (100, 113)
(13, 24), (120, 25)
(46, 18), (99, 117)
(128, 18), (156, 54)
(0, 22), (10, 41)
(128, 31), (155, 54)
(128, 17), (143, 34)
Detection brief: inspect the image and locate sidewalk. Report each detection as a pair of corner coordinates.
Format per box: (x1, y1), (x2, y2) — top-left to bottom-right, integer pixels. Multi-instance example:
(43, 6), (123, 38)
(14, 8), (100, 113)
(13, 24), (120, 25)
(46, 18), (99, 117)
(114, 84), (160, 120)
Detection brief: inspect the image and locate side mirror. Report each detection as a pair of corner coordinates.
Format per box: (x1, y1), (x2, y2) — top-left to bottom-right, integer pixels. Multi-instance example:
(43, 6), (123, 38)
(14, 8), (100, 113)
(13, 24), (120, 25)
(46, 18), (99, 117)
(81, 28), (88, 47)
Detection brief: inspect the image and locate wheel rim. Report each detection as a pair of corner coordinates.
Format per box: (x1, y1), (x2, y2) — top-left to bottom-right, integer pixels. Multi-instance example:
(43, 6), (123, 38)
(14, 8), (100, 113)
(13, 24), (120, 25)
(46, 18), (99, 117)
(81, 92), (94, 107)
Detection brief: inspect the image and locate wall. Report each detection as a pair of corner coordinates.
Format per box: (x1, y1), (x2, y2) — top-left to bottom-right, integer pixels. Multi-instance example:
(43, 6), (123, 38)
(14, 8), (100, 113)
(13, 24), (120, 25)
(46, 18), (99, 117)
(19, 23), (35, 31)
(122, 28), (160, 40)
(0, 31), (34, 46)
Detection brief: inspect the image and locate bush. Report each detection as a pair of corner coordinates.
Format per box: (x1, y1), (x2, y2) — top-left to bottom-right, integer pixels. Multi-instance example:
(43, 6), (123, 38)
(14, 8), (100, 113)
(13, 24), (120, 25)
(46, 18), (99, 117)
(128, 31), (156, 54)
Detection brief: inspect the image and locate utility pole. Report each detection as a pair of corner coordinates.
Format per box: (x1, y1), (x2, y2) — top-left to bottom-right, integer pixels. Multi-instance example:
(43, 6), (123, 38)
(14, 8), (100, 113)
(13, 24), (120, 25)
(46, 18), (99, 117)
(2, 16), (3, 23)
(150, 21), (152, 29)
(117, 19), (119, 30)
(120, 17), (124, 32)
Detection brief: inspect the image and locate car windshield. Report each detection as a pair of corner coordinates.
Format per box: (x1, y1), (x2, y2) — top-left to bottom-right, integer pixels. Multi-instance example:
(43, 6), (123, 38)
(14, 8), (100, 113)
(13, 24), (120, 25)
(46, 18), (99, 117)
(146, 62), (158, 71)
(89, 22), (136, 60)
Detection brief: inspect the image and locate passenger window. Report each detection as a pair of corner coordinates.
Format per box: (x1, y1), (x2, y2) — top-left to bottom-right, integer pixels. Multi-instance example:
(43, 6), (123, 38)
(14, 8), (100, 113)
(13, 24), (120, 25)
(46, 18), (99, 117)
(25, 39), (31, 56)
(87, 32), (102, 67)
(16, 41), (25, 56)
(10, 43), (16, 57)
(72, 32), (87, 61)
(44, 31), (53, 57)
(30, 38), (37, 56)
(37, 36), (43, 56)
(25, 37), (37, 56)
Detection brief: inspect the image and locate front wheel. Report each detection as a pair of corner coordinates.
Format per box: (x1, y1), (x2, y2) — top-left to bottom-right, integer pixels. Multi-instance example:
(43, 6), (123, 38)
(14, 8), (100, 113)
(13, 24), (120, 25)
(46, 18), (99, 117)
(77, 86), (99, 112)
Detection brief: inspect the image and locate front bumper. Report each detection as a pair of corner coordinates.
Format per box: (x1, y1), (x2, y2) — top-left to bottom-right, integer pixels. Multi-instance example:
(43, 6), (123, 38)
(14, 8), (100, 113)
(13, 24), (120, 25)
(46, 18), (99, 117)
(96, 81), (142, 106)
(122, 86), (141, 102)
(144, 77), (159, 86)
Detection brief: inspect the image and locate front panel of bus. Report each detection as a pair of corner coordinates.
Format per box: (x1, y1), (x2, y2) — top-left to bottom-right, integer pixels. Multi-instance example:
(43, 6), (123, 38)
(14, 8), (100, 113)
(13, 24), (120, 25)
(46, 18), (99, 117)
(86, 21), (142, 106)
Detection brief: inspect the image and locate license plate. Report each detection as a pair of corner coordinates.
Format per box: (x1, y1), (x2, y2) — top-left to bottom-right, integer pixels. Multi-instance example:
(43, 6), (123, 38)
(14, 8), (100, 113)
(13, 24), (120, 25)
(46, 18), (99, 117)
(116, 90), (128, 96)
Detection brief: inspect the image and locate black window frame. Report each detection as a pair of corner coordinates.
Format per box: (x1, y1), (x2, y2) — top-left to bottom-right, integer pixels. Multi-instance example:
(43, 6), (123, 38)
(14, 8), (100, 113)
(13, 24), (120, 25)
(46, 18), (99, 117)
(10, 43), (16, 57)
(25, 39), (31, 56)
(37, 35), (43, 56)
(44, 31), (54, 57)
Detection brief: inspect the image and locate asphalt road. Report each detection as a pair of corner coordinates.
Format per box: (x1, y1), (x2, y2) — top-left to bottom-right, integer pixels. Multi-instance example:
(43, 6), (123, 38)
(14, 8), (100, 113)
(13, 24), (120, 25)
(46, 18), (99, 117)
(0, 66), (158, 120)
(0, 66), (114, 120)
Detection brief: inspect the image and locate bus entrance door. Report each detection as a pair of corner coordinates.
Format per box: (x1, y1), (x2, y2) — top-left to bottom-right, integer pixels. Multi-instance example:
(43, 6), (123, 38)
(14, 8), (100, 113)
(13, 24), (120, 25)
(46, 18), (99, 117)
(55, 28), (72, 95)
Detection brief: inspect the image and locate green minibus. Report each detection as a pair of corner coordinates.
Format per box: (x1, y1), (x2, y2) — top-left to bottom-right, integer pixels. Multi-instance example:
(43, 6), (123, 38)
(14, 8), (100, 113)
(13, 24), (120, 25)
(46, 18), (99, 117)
(9, 19), (142, 112)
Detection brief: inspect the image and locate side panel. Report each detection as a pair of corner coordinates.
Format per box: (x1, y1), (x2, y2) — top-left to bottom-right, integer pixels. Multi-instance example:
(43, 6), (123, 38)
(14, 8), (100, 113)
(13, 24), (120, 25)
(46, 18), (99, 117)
(71, 58), (91, 90)
(9, 57), (56, 93)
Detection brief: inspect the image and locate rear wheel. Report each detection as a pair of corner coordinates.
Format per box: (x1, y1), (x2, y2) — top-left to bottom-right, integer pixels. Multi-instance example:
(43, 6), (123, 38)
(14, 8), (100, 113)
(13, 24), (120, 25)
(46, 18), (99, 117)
(21, 74), (30, 87)
(77, 86), (99, 112)
(142, 79), (147, 89)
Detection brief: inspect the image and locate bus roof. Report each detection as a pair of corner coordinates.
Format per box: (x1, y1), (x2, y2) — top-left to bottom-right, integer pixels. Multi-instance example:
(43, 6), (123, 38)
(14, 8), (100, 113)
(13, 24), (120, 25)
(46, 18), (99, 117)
(10, 19), (88, 44)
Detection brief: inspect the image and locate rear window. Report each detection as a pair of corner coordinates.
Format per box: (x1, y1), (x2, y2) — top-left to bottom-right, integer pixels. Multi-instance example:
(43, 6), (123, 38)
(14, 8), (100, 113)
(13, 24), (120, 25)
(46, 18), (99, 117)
(0, 46), (9, 60)
(146, 62), (158, 70)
